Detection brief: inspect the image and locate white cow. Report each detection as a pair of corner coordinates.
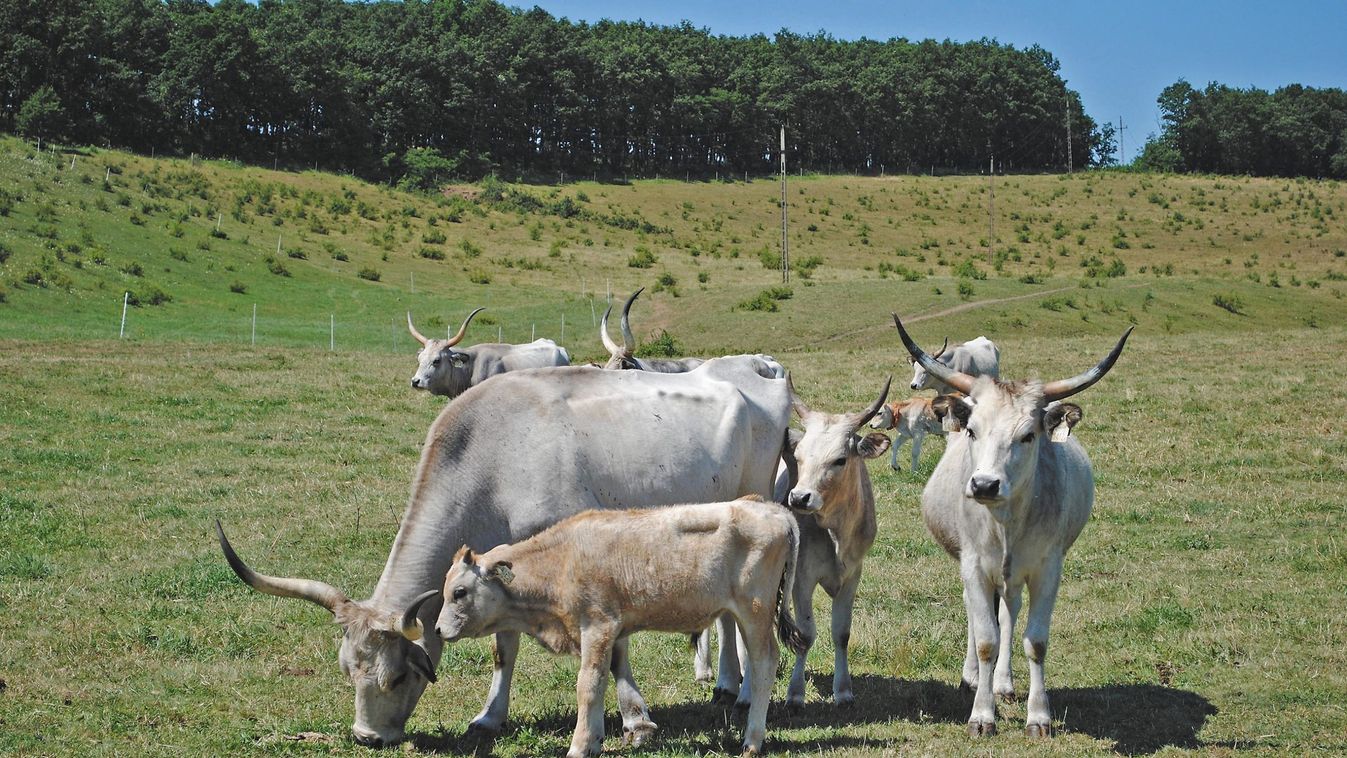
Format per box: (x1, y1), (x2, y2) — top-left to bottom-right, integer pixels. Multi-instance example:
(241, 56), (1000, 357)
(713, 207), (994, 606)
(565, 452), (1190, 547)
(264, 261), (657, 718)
(425, 497), (808, 757)
(893, 314), (1131, 738)
(908, 335), (1000, 393)
(408, 308), (570, 397)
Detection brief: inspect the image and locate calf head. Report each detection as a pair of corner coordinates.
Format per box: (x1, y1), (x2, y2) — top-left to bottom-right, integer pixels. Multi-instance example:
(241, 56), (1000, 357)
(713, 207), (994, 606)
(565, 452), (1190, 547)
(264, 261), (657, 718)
(435, 546), (515, 642)
(868, 402), (899, 431)
(216, 523), (439, 748)
(787, 377), (892, 515)
(408, 308), (484, 396)
(908, 337), (949, 390)
(892, 314), (1131, 506)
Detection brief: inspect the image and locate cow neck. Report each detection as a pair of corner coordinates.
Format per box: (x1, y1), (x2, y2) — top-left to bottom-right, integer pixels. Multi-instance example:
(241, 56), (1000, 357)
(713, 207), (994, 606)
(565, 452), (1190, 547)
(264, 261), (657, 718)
(816, 461), (877, 576)
(491, 539), (578, 654)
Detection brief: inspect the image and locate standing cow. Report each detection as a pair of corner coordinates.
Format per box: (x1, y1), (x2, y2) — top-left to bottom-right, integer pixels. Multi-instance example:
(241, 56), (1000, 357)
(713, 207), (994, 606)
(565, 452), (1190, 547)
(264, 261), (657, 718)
(600, 288), (705, 372)
(893, 314), (1131, 737)
(868, 394), (962, 472)
(425, 497), (809, 757)
(780, 377), (892, 707)
(908, 335), (1000, 393)
(408, 308), (570, 397)
(216, 356), (791, 747)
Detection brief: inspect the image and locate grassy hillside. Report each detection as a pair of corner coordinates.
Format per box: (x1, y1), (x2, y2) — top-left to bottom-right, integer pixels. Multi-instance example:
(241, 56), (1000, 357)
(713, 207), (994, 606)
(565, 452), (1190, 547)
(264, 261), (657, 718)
(3, 137), (1347, 755)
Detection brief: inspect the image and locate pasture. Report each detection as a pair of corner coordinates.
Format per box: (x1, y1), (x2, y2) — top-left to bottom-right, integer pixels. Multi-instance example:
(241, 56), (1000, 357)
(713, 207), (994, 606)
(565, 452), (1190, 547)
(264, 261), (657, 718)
(2, 139), (1346, 755)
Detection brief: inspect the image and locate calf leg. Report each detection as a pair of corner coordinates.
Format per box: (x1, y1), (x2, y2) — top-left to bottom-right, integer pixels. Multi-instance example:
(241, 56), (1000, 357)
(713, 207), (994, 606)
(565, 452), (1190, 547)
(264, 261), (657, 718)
(994, 584), (1023, 702)
(693, 627), (714, 682)
(471, 631), (519, 732)
(569, 626), (616, 758)
(962, 566), (1000, 736)
(909, 432), (923, 472)
(736, 615), (779, 756)
(712, 614), (743, 703)
(610, 637), (657, 745)
(1022, 560), (1064, 738)
(829, 574), (861, 706)
(786, 574), (818, 708)
(888, 435), (903, 471)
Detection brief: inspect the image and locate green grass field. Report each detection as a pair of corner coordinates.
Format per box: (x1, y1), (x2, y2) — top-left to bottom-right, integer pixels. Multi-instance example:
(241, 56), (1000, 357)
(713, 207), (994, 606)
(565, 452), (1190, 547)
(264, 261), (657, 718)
(2, 137), (1346, 755)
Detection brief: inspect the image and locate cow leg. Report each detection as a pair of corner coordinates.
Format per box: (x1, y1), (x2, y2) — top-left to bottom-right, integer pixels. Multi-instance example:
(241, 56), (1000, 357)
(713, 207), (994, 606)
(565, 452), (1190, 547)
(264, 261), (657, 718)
(711, 614), (743, 704)
(888, 435), (903, 471)
(470, 631), (519, 732)
(610, 637), (657, 745)
(961, 590), (978, 689)
(1022, 560), (1063, 738)
(786, 572), (818, 708)
(736, 615), (779, 756)
(962, 566), (999, 736)
(569, 626), (615, 758)
(994, 584), (1022, 702)
(693, 627), (714, 682)
(829, 574), (861, 706)
(910, 433), (923, 472)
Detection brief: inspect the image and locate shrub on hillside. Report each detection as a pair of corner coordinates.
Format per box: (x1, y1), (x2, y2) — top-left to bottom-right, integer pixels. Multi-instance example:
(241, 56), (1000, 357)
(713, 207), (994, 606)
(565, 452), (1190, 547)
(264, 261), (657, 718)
(636, 329), (684, 358)
(1212, 293), (1244, 315)
(627, 246), (657, 268)
(357, 267), (381, 282)
(229, 281), (247, 294)
(265, 256), (291, 277)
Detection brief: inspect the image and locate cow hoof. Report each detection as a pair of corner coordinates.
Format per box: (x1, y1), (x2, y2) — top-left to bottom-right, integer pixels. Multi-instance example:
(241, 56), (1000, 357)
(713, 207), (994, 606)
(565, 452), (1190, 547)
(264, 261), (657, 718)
(833, 692), (855, 708)
(967, 720), (996, 737)
(785, 697), (804, 713)
(733, 698), (751, 712)
(623, 723), (658, 747)
(741, 744), (762, 757)
(466, 718), (504, 736)
(695, 672), (715, 684)
(996, 690), (1016, 704)
(710, 687), (739, 706)
(1025, 722), (1052, 738)
(959, 679), (976, 693)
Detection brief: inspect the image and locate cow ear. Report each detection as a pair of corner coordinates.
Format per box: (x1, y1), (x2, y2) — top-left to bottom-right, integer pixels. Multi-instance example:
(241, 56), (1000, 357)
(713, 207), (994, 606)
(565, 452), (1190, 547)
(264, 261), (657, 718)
(856, 432), (891, 459)
(1045, 402), (1083, 442)
(950, 396), (974, 429)
(450, 352), (470, 367)
(453, 545), (476, 566)
(486, 561), (514, 585)
(786, 428), (803, 453)
(930, 395), (952, 421)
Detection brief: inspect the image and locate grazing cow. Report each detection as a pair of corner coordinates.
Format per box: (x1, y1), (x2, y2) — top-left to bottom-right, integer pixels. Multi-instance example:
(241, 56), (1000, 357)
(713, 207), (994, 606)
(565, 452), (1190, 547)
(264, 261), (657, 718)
(908, 335), (1000, 392)
(892, 314), (1131, 737)
(216, 356), (791, 747)
(868, 394), (963, 471)
(408, 308), (570, 397)
(424, 497), (809, 757)
(781, 377), (892, 707)
(600, 289), (705, 372)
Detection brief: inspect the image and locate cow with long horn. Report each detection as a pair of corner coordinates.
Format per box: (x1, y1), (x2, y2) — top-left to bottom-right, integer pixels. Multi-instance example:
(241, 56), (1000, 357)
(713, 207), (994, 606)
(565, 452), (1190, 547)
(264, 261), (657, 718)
(600, 288), (705, 372)
(216, 354), (792, 747)
(892, 314), (1131, 738)
(908, 334), (1000, 393)
(408, 307), (570, 398)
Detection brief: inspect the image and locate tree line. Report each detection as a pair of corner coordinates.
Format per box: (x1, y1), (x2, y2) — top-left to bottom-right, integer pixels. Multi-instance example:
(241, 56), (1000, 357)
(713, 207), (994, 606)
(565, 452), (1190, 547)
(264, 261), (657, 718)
(1, 0), (1109, 184)
(1136, 79), (1347, 178)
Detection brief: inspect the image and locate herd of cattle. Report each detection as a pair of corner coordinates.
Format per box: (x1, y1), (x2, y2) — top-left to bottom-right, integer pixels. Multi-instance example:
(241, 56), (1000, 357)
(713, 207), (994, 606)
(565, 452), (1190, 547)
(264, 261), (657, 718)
(215, 289), (1132, 756)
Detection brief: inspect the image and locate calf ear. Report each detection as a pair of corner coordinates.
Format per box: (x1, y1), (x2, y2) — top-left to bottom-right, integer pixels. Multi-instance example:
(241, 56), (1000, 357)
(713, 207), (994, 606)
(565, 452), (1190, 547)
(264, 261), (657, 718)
(486, 561), (515, 585)
(453, 545), (476, 566)
(856, 432), (892, 459)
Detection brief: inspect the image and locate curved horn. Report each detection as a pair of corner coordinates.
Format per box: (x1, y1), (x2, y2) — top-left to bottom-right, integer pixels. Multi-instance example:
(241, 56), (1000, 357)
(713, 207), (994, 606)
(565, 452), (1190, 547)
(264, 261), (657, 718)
(406, 312), (428, 346)
(785, 372), (811, 418)
(1041, 326), (1134, 402)
(932, 337), (950, 360)
(400, 589), (440, 641)
(852, 376), (893, 429)
(892, 314), (975, 395)
(446, 307), (485, 347)
(599, 302), (622, 356)
(619, 288), (644, 356)
(214, 520), (348, 613)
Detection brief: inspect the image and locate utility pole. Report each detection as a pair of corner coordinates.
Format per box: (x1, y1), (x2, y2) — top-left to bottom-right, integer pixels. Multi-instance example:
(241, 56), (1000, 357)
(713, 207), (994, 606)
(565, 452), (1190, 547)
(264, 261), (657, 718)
(1118, 116), (1128, 165)
(1065, 87), (1073, 174)
(780, 124), (789, 284)
(987, 143), (995, 250)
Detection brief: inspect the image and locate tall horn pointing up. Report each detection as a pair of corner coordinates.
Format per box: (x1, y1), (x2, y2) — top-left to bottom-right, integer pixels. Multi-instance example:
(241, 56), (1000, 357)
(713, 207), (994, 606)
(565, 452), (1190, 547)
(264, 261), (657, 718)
(599, 302), (622, 355)
(446, 307), (486, 347)
(892, 314), (975, 394)
(1041, 326), (1134, 402)
(400, 590), (440, 641)
(407, 312), (429, 346)
(214, 520), (349, 612)
(852, 376), (893, 429)
(932, 337), (950, 360)
(618, 288), (645, 356)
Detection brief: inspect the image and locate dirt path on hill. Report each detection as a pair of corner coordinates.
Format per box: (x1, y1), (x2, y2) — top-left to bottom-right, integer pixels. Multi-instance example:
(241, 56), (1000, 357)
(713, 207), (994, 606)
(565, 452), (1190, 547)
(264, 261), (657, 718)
(827, 285), (1079, 342)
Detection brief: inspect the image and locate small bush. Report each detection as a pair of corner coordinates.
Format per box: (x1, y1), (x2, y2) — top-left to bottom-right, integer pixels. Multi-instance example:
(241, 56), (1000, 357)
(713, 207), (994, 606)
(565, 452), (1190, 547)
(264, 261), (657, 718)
(957, 279), (975, 299)
(265, 257), (291, 277)
(121, 262), (144, 277)
(628, 246), (657, 268)
(0, 242), (10, 264)
(169, 248), (189, 262)
(209, 228), (228, 239)
(357, 267), (381, 282)
(736, 286), (792, 312)
(286, 248), (307, 260)
(1213, 293), (1244, 315)
(953, 259), (987, 280)
(422, 229), (447, 244)
(469, 270), (491, 284)
(636, 329), (683, 358)
(459, 239), (482, 258)
(652, 271), (679, 297)
(418, 247), (445, 260)
(229, 281), (247, 294)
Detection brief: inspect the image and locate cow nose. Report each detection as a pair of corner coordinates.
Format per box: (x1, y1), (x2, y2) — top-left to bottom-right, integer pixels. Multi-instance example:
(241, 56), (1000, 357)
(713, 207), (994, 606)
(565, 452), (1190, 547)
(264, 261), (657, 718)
(410, 379), (419, 388)
(435, 626), (443, 638)
(910, 382), (920, 390)
(788, 491), (813, 511)
(969, 475), (1001, 499)
(351, 732), (384, 748)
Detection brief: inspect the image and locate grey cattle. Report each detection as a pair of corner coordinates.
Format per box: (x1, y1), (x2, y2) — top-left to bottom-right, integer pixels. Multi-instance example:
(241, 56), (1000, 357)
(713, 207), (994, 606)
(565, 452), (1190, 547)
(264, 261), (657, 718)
(893, 314), (1131, 738)
(781, 377), (891, 707)
(908, 335), (1000, 392)
(600, 288), (705, 372)
(408, 308), (570, 397)
(216, 356), (791, 747)
(426, 498), (808, 757)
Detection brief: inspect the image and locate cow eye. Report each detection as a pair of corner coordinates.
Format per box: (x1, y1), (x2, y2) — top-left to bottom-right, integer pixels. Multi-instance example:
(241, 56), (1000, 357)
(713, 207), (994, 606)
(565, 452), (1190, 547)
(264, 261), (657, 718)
(389, 672), (407, 689)
(831, 457), (847, 467)
(1020, 432), (1036, 444)
(431, 358), (441, 367)
(452, 587), (468, 601)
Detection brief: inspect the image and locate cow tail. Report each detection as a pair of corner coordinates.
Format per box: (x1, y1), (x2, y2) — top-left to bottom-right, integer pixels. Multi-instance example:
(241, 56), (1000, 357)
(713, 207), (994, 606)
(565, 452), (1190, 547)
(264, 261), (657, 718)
(775, 519), (810, 657)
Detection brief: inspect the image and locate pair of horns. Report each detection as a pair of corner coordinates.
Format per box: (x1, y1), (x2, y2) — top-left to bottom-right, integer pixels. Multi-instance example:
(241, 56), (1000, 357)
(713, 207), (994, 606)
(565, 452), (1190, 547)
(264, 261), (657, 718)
(407, 308), (485, 347)
(891, 314), (1132, 402)
(600, 288), (644, 357)
(215, 521), (438, 643)
(788, 374), (893, 430)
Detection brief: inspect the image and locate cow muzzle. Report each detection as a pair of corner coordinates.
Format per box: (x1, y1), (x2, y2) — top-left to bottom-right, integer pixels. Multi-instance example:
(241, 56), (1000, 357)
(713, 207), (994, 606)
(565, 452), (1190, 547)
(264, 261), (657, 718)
(966, 474), (1004, 503)
(787, 489), (821, 513)
(351, 726), (401, 748)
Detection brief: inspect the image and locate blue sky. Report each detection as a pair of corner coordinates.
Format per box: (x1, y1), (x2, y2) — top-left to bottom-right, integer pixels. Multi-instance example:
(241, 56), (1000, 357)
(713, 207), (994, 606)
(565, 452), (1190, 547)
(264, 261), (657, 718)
(528, 0), (1347, 162)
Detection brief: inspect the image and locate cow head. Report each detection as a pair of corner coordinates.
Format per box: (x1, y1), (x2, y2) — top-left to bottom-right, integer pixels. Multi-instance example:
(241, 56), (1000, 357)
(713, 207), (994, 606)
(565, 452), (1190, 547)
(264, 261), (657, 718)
(435, 546), (514, 642)
(786, 376), (892, 515)
(893, 314), (1131, 505)
(216, 522), (439, 748)
(868, 402), (898, 431)
(408, 308), (484, 396)
(599, 288), (644, 370)
(908, 337), (949, 390)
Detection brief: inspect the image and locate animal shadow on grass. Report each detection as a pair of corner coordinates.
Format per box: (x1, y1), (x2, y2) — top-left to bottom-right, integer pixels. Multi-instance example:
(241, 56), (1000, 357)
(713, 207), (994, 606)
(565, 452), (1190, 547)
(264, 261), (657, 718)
(1054, 684), (1217, 755)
